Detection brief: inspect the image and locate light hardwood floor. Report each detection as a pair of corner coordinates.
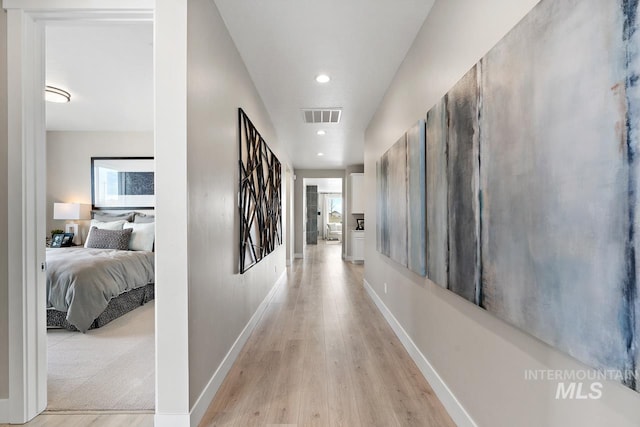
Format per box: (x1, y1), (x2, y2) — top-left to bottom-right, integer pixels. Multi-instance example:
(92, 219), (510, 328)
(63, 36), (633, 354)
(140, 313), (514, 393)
(200, 241), (456, 427)
(6, 241), (455, 427)
(0, 412), (153, 427)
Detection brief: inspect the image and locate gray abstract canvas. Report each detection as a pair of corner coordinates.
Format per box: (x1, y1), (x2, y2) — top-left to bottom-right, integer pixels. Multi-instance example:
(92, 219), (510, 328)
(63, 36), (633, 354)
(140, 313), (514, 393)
(446, 65), (480, 303)
(627, 1), (640, 382)
(479, 0), (636, 385)
(377, 122), (427, 276)
(376, 159), (385, 254)
(407, 121), (427, 276)
(377, 135), (408, 267)
(419, 0), (640, 390)
(386, 137), (408, 266)
(425, 100), (448, 288)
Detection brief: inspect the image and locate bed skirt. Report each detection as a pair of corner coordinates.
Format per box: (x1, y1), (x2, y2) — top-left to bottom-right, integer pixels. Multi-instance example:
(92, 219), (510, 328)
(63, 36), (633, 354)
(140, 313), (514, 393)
(47, 283), (155, 331)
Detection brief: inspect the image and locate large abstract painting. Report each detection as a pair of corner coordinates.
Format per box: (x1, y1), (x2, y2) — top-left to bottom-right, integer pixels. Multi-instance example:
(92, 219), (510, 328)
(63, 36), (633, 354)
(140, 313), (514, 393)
(377, 120), (426, 276)
(414, 0), (640, 390)
(238, 108), (282, 274)
(479, 0), (636, 385)
(425, 100), (448, 288)
(446, 66), (481, 303)
(407, 123), (427, 276)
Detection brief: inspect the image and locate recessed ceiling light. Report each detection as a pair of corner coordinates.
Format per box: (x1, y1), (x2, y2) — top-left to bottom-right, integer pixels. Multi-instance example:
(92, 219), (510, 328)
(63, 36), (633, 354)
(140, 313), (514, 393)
(317, 152), (324, 156)
(45, 85), (71, 103)
(317, 130), (326, 136)
(315, 74), (330, 83)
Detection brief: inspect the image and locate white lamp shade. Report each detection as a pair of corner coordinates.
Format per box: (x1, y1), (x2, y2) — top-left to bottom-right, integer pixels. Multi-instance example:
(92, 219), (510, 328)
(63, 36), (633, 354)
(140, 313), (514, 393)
(53, 203), (90, 220)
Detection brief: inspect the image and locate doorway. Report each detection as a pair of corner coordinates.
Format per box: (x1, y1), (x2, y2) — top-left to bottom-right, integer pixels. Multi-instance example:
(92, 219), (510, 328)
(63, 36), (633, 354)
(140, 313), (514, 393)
(44, 21), (155, 411)
(2, 3), (180, 423)
(303, 177), (343, 247)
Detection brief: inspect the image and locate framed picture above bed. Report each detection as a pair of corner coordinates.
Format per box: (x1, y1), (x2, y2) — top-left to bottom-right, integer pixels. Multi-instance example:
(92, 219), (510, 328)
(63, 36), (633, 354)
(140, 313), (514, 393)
(91, 157), (155, 210)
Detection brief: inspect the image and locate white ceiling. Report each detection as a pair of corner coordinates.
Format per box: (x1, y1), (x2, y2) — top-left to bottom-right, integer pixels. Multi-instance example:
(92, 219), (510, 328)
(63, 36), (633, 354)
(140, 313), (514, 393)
(46, 22), (153, 132)
(214, 0), (435, 169)
(44, 2), (435, 168)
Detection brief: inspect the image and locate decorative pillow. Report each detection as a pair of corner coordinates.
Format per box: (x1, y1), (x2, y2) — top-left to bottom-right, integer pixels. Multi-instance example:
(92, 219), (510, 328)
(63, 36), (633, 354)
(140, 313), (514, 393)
(85, 227), (132, 250)
(84, 219), (127, 248)
(92, 211), (135, 222)
(134, 212), (155, 224)
(123, 222), (155, 251)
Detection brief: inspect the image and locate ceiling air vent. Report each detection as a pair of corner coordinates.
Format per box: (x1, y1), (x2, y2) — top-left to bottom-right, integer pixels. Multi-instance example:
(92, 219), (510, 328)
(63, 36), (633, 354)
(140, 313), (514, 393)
(301, 108), (342, 124)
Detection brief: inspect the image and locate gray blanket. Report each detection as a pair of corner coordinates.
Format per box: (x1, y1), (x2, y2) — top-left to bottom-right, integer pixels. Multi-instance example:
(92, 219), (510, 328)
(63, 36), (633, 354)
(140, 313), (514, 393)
(46, 247), (155, 332)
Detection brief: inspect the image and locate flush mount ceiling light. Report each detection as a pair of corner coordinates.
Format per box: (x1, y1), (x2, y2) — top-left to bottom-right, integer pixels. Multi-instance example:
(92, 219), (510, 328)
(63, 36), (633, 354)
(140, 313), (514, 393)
(317, 130), (326, 136)
(317, 152), (324, 156)
(315, 74), (330, 83)
(45, 85), (71, 103)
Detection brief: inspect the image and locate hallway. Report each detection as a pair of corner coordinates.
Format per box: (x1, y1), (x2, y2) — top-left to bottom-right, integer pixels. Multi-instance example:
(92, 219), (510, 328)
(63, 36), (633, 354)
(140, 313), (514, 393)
(200, 242), (455, 426)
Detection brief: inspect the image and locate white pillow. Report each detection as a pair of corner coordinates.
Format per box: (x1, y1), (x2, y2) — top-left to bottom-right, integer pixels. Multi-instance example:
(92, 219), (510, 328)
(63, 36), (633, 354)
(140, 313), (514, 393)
(84, 219), (127, 248)
(123, 222), (155, 251)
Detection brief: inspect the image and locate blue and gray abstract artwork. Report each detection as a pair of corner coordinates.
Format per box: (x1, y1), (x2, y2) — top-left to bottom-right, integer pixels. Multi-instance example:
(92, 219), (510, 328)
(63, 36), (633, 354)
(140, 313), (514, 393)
(378, 0), (640, 391)
(377, 120), (427, 276)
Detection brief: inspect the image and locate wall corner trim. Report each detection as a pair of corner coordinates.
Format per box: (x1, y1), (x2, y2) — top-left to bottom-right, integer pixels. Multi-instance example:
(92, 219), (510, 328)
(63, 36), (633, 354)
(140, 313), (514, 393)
(0, 399), (9, 423)
(363, 279), (478, 427)
(189, 270), (287, 427)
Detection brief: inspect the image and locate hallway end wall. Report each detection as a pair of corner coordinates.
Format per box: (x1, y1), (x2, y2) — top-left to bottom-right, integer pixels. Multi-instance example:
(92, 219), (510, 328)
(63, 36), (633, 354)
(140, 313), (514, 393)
(364, 0), (640, 426)
(186, 0), (291, 411)
(0, 8), (8, 400)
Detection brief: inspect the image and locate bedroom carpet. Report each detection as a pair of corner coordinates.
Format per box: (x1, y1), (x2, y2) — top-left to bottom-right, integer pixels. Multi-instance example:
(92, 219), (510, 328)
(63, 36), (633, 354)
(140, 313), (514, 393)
(46, 301), (155, 411)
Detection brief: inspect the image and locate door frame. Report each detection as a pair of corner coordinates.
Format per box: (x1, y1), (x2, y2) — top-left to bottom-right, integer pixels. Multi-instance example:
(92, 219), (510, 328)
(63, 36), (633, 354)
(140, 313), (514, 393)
(285, 167), (294, 266)
(3, 1), (160, 423)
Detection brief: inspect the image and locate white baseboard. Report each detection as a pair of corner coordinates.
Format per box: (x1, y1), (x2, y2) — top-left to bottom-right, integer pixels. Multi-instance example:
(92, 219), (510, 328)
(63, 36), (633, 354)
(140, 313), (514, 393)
(294, 253), (303, 259)
(155, 413), (190, 427)
(345, 255), (352, 262)
(363, 279), (477, 427)
(189, 270), (287, 427)
(0, 399), (9, 423)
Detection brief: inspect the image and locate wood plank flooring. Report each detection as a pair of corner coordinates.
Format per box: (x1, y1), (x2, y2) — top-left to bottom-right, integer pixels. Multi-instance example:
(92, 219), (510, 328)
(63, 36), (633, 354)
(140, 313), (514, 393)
(7, 241), (455, 427)
(0, 412), (153, 427)
(200, 241), (455, 427)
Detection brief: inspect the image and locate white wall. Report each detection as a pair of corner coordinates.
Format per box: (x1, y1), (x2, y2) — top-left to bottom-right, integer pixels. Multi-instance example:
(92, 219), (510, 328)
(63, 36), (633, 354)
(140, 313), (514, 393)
(364, 0), (640, 426)
(0, 8), (8, 400)
(344, 164), (364, 259)
(46, 131), (153, 241)
(186, 0), (290, 410)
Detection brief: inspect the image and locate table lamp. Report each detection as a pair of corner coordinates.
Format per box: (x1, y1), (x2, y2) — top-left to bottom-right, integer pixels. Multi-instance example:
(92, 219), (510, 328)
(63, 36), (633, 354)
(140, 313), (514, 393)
(53, 202), (90, 245)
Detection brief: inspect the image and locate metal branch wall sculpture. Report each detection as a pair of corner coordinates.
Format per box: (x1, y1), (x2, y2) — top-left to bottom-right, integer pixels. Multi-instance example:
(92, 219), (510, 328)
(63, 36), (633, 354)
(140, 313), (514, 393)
(238, 108), (282, 273)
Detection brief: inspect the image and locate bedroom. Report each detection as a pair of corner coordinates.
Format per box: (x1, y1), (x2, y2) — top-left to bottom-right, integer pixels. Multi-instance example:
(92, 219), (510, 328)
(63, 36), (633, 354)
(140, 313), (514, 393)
(44, 21), (155, 411)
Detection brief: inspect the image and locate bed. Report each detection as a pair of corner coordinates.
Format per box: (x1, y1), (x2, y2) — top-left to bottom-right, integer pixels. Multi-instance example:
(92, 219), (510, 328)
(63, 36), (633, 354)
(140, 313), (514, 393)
(46, 246), (155, 332)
